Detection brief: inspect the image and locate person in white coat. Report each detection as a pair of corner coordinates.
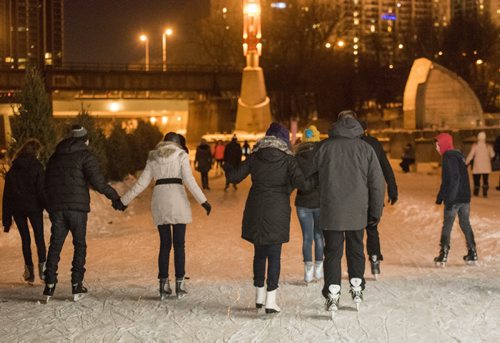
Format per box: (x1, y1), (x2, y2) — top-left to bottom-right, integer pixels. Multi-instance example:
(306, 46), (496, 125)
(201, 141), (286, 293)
(466, 131), (495, 197)
(120, 132), (212, 300)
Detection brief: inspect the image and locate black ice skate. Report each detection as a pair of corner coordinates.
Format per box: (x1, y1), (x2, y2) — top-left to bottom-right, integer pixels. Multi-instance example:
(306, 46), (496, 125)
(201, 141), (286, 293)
(369, 255), (381, 280)
(463, 247), (478, 266)
(434, 246), (449, 267)
(72, 283), (88, 301)
(176, 278), (187, 299)
(159, 279), (172, 301)
(43, 283), (56, 303)
(23, 265), (35, 285)
(325, 284), (341, 320)
(349, 278), (363, 311)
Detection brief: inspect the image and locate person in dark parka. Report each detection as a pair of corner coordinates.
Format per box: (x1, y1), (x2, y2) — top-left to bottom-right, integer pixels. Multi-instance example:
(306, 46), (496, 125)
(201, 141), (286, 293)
(2, 139), (47, 284)
(225, 122), (311, 314)
(223, 136), (242, 191)
(359, 121), (398, 278)
(308, 111), (385, 312)
(43, 125), (125, 300)
(194, 139), (213, 190)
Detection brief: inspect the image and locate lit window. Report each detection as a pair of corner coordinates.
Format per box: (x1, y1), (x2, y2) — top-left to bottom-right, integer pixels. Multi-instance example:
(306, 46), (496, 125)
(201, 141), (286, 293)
(370, 25), (376, 32)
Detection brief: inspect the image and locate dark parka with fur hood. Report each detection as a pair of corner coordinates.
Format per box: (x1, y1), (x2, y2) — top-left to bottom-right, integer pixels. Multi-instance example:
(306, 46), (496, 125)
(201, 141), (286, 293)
(294, 142), (320, 209)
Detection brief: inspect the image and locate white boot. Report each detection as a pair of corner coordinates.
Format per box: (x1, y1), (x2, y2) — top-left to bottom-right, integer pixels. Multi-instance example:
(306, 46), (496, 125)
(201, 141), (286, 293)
(314, 261), (324, 280)
(255, 286), (266, 309)
(265, 289), (281, 314)
(304, 262), (314, 283)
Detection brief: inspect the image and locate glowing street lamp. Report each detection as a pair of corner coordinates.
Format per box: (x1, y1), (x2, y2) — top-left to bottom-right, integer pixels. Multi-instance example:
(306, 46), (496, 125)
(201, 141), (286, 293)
(162, 28), (174, 71)
(337, 40), (345, 48)
(139, 34), (149, 71)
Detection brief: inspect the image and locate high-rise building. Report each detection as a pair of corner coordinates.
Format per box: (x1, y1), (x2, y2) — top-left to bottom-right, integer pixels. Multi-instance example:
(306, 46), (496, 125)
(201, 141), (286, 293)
(0, 0), (63, 69)
(450, 0), (499, 24)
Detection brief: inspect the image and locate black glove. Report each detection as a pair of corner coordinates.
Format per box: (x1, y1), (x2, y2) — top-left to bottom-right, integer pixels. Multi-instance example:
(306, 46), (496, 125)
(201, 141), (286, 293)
(388, 197), (398, 205)
(3, 226), (10, 233)
(202, 201), (212, 216)
(112, 199), (127, 211)
(367, 217), (380, 227)
(435, 198), (443, 205)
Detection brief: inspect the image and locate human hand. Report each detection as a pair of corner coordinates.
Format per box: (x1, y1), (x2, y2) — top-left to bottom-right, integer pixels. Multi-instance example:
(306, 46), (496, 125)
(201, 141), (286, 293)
(388, 197), (398, 205)
(3, 226), (10, 233)
(435, 198), (443, 205)
(112, 199), (127, 211)
(202, 202), (212, 216)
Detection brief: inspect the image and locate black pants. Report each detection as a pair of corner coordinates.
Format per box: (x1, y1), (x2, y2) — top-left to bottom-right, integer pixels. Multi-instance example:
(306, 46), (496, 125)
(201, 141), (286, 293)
(200, 172), (209, 189)
(365, 224), (383, 260)
(253, 244), (282, 291)
(400, 158), (415, 172)
(158, 224), (186, 280)
(45, 211), (88, 285)
(13, 211), (46, 267)
(473, 174), (489, 190)
(322, 230), (365, 298)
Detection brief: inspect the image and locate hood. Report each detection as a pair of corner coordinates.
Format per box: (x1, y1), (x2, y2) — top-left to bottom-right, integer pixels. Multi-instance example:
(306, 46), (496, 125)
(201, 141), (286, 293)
(148, 141), (183, 161)
(253, 136), (293, 156)
(329, 116), (364, 139)
(477, 131), (486, 142)
(12, 153), (37, 170)
(435, 133), (454, 155)
(444, 149), (465, 163)
(55, 138), (89, 155)
(295, 141), (316, 155)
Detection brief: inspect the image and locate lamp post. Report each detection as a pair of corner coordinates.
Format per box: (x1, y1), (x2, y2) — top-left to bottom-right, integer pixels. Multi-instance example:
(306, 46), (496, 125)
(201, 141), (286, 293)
(162, 28), (173, 71)
(139, 34), (149, 71)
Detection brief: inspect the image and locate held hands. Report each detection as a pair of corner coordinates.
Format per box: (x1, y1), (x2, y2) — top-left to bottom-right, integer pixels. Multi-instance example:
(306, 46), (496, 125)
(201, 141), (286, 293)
(367, 217), (380, 227)
(112, 198), (127, 212)
(202, 201), (212, 216)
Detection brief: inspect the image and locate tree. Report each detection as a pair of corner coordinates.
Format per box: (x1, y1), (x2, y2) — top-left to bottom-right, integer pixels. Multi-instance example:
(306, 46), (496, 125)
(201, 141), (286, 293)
(128, 121), (163, 173)
(105, 123), (132, 181)
(10, 67), (57, 164)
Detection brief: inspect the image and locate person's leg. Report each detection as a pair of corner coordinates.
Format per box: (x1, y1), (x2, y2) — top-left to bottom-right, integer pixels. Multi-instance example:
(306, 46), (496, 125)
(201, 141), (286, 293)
(457, 203), (476, 249)
(296, 207), (313, 263)
(482, 174), (489, 197)
(312, 209), (324, 262)
(345, 229), (366, 288)
(67, 211), (88, 285)
(204, 172), (210, 189)
(472, 174), (480, 196)
(157, 224), (172, 279)
(266, 244), (282, 291)
(28, 211), (46, 264)
(172, 224), (186, 280)
(440, 205), (458, 248)
(45, 211), (70, 284)
(13, 215), (33, 267)
(253, 244), (266, 288)
(365, 223), (381, 259)
(322, 230), (344, 298)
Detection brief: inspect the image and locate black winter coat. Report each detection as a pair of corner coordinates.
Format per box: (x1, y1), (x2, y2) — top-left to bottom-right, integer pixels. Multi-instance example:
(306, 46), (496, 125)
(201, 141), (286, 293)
(294, 142), (320, 209)
(226, 136), (311, 245)
(2, 154), (46, 228)
(224, 140), (242, 167)
(45, 138), (119, 213)
(436, 150), (471, 206)
(361, 135), (398, 201)
(195, 143), (212, 173)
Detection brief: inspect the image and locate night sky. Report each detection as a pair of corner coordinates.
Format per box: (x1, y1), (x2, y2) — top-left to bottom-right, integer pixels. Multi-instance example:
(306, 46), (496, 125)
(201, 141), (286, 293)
(64, 0), (209, 64)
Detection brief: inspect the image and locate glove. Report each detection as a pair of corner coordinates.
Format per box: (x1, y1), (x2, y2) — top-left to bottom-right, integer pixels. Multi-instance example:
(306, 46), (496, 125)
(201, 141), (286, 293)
(3, 226), (10, 233)
(202, 201), (212, 216)
(435, 198), (443, 205)
(112, 199), (127, 211)
(367, 217), (380, 227)
(388, 197), (398, 205)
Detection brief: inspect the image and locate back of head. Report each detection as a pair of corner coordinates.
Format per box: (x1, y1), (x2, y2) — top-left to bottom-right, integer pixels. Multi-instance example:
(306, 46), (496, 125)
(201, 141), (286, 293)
(163, 132), (181, 145)
(70, 125), (89, 142)
(337, 110), (358, 121)
(14, 138), (42, 160)
(477, 131), (486, 142)
(265, 122), (290, 145)
(303, 125), (320, 143)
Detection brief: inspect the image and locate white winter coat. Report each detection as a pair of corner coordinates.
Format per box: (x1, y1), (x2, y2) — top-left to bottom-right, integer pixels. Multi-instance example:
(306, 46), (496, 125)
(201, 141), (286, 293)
(121, 142), (207, 225)
(466, 133), (495, 174)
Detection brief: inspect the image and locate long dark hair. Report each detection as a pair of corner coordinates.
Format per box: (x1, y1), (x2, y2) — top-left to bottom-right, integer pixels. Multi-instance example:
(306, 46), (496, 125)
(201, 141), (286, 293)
(13, 138), (43, 160)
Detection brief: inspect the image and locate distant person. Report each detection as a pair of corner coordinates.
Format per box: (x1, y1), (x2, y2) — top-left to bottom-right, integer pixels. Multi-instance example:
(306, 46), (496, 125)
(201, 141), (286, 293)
(2, 139), (47, 284)
(495, 135), (500, 191)
(195, 139), (213, 190)
(242, 140), (251, 160)
(359, 121), (398, 279)
(466, 132), (495, 197)
(213, 140), (225, 176)
(223, 136), (242, 191)
(43, 125), (125, 302)
(399, 143), (415, 173)
(120, 132), (211, 300)
(434, 133), (477, 266)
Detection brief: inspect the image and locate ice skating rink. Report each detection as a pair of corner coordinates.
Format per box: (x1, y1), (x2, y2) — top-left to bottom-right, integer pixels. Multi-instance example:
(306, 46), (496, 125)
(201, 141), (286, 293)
(1, 168), (499, 342)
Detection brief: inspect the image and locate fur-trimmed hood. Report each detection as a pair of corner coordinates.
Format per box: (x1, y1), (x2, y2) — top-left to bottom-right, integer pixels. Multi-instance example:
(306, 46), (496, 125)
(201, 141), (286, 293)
(253, 136), (293, 155)
(148, 141), (185, 161)
(295, 141), (316, 155)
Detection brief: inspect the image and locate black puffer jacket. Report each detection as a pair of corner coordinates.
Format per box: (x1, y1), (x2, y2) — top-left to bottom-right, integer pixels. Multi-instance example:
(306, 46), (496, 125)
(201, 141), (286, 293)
(224, 140), (242, 167)
(226, 136), (311, 245)
(294, 142), (320, 209)
(2, 154), (46, 227)
(436, 150), (471, 206)
(195, 143), (212, 173)
(45, 138), (119, 213)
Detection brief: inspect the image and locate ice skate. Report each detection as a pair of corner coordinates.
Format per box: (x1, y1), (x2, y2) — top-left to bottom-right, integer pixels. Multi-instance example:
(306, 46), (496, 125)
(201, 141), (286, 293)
(38, 262), (46, 281)
(370, 255), (380, 280)
(72, 283), (88, 301)
(23, 265), (35, 285)
(159, 279), (172, 301)
(255, 286), (266, 309)
(349, 278), (363, 311)
(176, 278), (187, 299)
(463, 247), (478, 266)
(265, 289), (280, 314)
(314, 261), (324, 280)
(325, 284), (341, 320)
(304, 262), (314, 284)
(434, 246), (449, 267)
(43, 283), (56, 303)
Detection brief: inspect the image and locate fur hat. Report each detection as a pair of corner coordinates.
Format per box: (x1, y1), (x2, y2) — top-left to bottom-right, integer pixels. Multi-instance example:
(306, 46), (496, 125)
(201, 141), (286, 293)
(303, 125), (320, 142)
(265, 122), (290, 144)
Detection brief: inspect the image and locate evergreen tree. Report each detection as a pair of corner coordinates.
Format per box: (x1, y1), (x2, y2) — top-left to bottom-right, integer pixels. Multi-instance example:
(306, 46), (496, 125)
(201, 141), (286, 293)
(129, 121), (163, 172)
(105, 122), (132, 181)
(10, 67), (57, 164)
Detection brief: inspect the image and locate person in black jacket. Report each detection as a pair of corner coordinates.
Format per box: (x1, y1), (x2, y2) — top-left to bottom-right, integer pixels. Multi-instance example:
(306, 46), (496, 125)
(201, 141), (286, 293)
(43, 125), (125, 301)
(223, 136), (242, 191)
(225, 122), (311, 314)
(434, 133), (477, 267)
(359, 121), (398, 279)
(2, 139), (47, 284)
(194, 139), (213, 190)
(495, 135), (500, 191)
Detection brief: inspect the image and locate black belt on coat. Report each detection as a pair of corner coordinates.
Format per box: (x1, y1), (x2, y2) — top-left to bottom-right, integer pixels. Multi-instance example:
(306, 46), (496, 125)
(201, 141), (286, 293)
(155, 178), (183, 186)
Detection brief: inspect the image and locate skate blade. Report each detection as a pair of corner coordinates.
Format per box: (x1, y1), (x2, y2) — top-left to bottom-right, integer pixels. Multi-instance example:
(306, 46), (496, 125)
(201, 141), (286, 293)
(176, 293), (186, 300)
(465, 261), (478, 266)
(373, 273), (379, 280)
(265, 308), (280, 314)
(73, 293), (85, 302)
(330, 310), (336, 320)
(44, 296), (51, 304)
(435, 262), (446, 268)
(356, 303), (360, 311)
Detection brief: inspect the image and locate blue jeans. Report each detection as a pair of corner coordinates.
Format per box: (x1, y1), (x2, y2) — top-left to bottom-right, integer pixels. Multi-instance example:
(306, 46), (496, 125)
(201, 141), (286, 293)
(440, 203), (476, 248)
(296, 207), (324, 262)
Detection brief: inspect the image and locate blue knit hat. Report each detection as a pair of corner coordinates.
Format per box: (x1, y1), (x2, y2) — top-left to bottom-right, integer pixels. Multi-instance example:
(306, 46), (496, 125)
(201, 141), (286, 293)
(265, 122), (290, 144)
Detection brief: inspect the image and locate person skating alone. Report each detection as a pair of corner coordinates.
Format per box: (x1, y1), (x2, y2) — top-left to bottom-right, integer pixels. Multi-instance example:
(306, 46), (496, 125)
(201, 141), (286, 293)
(120, 133), (211, 300)
(466, 132), (495, 197)
(43, 125), (125, 302)
(308, 111), (385, 317)
(195, 139), (213, 190)
(2, 139), (47, 284)
(434, 133), (478, 267)
(242, 140), (251, 160)
(399, 143), (415, 173)
(359, 121), (398, 279)
(294, 125), (324, 284)
(223, 136), (242, 191)
(213, 140), (225, 176)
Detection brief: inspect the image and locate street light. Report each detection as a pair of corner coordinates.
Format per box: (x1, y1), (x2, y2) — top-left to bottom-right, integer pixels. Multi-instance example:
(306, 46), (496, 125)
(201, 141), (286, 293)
(139, 34), (149, 71)
(162, 28), (173, 71)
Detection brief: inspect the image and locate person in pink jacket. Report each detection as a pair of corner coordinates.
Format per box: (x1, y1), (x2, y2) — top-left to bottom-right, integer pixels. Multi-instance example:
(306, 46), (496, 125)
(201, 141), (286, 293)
(466, 132), (495, 197)
(213, 140), (225, 176)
